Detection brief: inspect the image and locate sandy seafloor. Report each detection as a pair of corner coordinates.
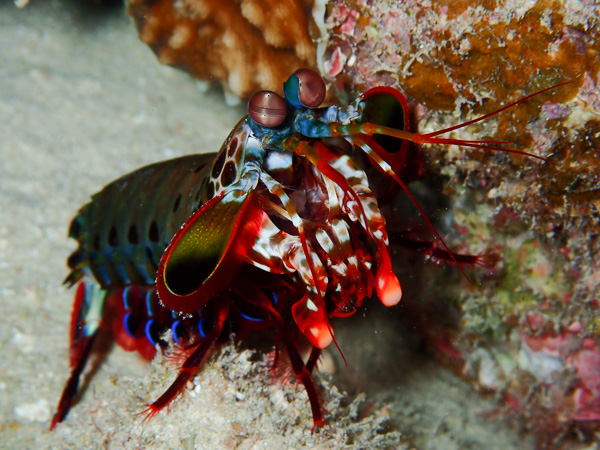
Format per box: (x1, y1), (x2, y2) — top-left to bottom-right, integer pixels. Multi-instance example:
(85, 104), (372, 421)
(1, 2), (536, 448)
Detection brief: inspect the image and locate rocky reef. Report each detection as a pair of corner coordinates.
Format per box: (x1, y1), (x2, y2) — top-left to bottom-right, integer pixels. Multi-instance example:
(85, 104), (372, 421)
(321, 0), (599, 445)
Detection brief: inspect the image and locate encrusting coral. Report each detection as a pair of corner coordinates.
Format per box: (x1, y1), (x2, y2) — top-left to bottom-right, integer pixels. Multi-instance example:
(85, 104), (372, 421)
(127, 0), (321, 100)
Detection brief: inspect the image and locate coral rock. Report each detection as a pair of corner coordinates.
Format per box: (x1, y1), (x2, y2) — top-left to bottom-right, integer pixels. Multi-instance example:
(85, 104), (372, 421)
(322, 0), (600, 444)
(127, 0), (320, 99)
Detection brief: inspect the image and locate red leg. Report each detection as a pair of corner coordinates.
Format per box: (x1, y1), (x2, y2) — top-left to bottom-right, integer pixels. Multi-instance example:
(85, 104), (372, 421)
(51, 282), (107, 430)
(305, 346), (322, 374)
(389, 232), (491, 267)
(50, 334), (97, 430)
(233, 283), (324, 429)
(141, 303), (229, 421)
(276, 318), (324, 429)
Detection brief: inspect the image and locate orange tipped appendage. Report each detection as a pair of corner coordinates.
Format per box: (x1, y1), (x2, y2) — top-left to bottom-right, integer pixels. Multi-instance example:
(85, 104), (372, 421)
(376, 269), (402, 306)
(292, 294), (334, 349)
(307, 320), (333, 349)
(375, 243), (402, 307)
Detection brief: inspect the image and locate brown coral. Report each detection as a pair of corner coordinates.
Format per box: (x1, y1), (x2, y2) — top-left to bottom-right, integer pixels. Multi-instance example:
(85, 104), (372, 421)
(127, 0), (319, 100)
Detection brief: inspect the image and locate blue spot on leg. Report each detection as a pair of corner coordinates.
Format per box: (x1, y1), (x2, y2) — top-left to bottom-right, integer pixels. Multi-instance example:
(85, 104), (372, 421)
(145, 291), (154, 317)
(145, 319), (157, 346)
(197, 318), (206, 338)
(239, 311), (265, 323)
(122, 287), (131, 310)
(171, 320), (181, 344)
(123, 313), (135, 338)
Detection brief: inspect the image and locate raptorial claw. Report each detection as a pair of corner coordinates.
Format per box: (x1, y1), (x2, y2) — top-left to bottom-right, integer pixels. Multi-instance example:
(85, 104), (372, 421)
(157, 190), (263, 314)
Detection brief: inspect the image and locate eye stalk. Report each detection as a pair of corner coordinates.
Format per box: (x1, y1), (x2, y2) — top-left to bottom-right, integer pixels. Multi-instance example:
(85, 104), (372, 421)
(248, 91), (288, 128)
(284, 68), (326, 109)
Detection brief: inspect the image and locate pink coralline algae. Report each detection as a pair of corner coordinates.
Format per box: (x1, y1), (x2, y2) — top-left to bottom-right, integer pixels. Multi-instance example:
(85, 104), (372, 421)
(518, 315), (600, 423)
(571, 344), (600, 421)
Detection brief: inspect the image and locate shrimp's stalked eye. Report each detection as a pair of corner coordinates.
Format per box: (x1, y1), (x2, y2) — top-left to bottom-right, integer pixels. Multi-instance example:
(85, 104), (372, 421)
(284, 68), (326, 109)
(248, 90), (288, 127)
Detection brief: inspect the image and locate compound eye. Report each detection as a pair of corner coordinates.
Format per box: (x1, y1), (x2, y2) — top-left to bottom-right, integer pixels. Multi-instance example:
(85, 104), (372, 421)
(295, 68), (326, 108)
(248, 90), (287, 127)
(284, 68), (326, 108)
